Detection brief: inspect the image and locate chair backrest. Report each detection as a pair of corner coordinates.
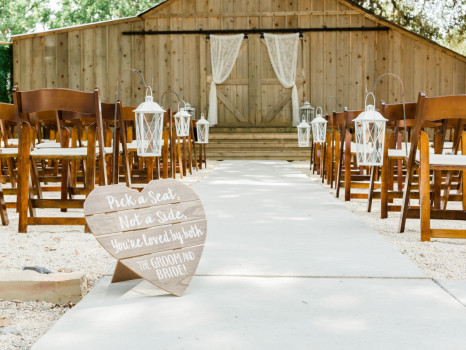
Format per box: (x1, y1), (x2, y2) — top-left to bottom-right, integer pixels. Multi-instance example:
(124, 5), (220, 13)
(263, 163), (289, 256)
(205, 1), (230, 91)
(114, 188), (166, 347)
(0, 103), (16, 145)
(330, 111), (345, 129)
(406, 93), (466, 170)
(343, 108), (364, 129)
(0, 103), (16, 123)
(13, 87), (107, 183)
(380, 101), (417, 122)
(13, 86), (104, 138)
(416, 93), (466, 123)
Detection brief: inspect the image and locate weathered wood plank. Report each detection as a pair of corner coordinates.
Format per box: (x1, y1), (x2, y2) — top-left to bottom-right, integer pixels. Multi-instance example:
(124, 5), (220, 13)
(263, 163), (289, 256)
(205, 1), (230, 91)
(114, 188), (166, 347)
(44, 35), (57, 88)
(56, 33), (69, 88)
(94, 26), (107, 101)
(68, 31), (82, 90)
(31, 37), (45, 89)
(82, 29), (94, 93)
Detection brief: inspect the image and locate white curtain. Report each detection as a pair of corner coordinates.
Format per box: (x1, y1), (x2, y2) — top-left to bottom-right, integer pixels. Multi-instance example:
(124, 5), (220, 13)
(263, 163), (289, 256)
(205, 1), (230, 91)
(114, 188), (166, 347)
(208, 34), (243, 126)
(264, 33), (299, 126)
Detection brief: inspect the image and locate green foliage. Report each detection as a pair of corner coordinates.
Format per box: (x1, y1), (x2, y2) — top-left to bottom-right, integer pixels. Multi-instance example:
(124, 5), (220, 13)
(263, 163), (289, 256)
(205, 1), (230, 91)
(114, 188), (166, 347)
(47, 0), (160, 29)
(0, 0), (49, 41)
(0, 45), (12, 103)
(352, 0), (466, 55)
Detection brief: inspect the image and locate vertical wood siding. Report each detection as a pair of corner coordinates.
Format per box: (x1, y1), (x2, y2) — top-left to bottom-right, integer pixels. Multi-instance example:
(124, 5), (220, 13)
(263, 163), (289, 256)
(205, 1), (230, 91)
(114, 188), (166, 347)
(12, 0), (466, 126)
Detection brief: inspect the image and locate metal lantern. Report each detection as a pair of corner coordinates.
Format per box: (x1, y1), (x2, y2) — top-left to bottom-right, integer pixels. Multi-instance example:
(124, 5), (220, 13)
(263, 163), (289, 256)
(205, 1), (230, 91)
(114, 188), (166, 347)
(196, 113), (210, 144)
(297, 119), (311, 147)
(185, 102), (196, 120)
(353, 92), (388, 166)
(311, 107), (327, 143)
(174, 105), (192, 137)
(300, 101), (315, 124)
(133, 87), (165, 157)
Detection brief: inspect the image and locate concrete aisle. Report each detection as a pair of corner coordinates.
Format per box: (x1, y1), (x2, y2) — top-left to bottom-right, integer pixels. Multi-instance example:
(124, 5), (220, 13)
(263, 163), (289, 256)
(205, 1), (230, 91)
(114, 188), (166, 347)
(32, 161), (466, 350)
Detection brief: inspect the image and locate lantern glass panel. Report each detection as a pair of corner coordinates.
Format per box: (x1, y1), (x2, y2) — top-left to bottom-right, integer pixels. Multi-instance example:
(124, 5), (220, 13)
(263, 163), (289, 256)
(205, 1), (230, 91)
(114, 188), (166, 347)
(185, 103), (196, 120)
(297, 120), (311, 147)
(355, 117), (386, 166)
(196, 114), (210, 144)
(300, 101), (315, 124)
(135, 111), (164, 157)
(174, 109), (191, 137)
(133, 94), (165, 157)
(311, 107), (327, 144)
(353, 94), (387, 166)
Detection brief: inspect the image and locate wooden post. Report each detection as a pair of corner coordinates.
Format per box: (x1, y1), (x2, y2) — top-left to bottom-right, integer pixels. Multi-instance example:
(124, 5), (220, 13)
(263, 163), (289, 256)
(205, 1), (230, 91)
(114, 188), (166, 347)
(344, 131), (351, 201)
(381, 132), (389, 218)
(18, 122), (31, 233)
(420, 131), (431, 242)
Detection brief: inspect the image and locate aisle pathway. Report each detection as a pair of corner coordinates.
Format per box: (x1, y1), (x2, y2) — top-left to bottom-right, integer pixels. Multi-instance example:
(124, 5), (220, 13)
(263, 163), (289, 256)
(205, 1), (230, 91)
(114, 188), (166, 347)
(32, 161), (466, 350)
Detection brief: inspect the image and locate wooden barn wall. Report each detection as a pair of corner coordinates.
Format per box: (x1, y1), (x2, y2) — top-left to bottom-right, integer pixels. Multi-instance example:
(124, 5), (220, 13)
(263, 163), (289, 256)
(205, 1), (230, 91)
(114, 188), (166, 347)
(12, 0), (466, 125)
(12, 19), (145, 107)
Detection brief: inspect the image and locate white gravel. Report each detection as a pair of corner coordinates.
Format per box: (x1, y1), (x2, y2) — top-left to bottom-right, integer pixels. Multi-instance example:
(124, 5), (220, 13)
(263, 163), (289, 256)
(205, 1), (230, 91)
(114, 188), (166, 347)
(2, 159), (464, 349)
(0, 160), (220, 350)
(291, 161), (466, 280)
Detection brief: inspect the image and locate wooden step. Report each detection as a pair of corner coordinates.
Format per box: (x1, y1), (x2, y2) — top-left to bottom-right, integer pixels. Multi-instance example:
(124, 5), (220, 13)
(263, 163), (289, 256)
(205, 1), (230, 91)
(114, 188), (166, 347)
(205, 131), (311, 160)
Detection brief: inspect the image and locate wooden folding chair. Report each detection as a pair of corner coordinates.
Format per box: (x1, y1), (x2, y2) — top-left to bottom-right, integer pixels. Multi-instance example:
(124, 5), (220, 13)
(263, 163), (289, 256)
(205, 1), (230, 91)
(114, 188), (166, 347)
(399, 92), (466, 239)
(335, 108), (372, 201)
(14, 87), (107, 233)
(0, 102), (18, 225)
(366, 101), (417, 216)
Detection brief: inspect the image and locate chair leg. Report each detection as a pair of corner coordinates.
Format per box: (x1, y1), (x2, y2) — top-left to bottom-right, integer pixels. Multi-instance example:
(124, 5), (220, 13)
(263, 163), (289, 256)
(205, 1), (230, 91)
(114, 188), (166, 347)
(18, 122), (31, 233)
(462, 131), (466, 210)
(344, 131), (351, 201)
(367, 166), (377, 212)
(420, 131), (431, 242)
(381, 133), (389, 218)
(0, 183), (9, 226)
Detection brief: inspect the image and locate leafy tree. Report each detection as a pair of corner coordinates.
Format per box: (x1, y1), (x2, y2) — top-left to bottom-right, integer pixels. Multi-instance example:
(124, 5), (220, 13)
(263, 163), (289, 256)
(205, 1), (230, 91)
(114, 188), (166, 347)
(0, 0), (48, 41)
(0, 0), (160, 102)
(47, 0), (160, 30)
(0, 0), (160, 40)
(351, 0), (466, 55)
(0, 44), (12, 103)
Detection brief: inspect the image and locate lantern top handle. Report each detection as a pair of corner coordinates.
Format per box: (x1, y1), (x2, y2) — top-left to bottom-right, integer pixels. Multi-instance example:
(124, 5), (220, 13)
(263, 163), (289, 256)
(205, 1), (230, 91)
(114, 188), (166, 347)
(178, 100), (188, 111)
(365, 91), (376, 108)
(160, 90), (180, 109)
(316, 106), (323, 116)
(144, 86), (154, 100)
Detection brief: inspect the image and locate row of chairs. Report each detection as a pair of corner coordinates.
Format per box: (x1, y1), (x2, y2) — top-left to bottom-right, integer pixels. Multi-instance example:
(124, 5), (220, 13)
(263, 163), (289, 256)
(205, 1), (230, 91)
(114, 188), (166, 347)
(311, 92), (465, 241)
(0, 87), (205, 232)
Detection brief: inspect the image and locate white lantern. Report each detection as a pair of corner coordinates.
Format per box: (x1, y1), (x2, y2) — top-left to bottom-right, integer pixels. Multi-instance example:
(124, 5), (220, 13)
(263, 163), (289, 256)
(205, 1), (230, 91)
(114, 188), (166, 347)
(196, 113), (210, 144)
(174, 106), (191, 137)
(133, 87), (165, 157)
(185, 102), (196, 120)
(353, 92), (388, 166)
(300, 101), (315, 124)
(311, 106), (327, 143)
(297, 119), (311, 147)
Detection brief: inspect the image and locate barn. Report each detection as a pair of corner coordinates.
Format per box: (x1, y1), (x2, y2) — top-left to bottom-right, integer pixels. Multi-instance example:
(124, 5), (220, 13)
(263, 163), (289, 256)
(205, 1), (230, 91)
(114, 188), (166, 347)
(11, 0), (466, 159)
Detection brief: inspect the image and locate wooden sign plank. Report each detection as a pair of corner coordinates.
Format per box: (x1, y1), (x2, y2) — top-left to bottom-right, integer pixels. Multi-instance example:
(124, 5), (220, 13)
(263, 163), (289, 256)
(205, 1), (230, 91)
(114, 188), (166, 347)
(97, 220), (207, 259)
(84, 180), (207, 296)
(84, 179), (200, 214)
(121, 245), (204, 297)
(86, 201), (205, 235)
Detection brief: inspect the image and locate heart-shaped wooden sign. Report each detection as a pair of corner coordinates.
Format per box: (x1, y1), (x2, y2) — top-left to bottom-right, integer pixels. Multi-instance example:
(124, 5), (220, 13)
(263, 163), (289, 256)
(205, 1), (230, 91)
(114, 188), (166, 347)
(84, 179), (207, 296)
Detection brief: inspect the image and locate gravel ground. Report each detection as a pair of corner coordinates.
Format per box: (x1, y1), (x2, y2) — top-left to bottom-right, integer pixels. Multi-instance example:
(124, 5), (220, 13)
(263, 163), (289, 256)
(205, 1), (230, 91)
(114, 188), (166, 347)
(2, 159), (465, 349)
(291, 161), (466, 280)
(0, 160), (220, 350)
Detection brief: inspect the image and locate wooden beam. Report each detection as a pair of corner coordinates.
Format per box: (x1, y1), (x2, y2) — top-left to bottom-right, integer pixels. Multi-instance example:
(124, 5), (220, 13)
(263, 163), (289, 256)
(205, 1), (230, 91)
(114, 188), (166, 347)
(217, 89), (247, 123)
(265, 95), (291, 123)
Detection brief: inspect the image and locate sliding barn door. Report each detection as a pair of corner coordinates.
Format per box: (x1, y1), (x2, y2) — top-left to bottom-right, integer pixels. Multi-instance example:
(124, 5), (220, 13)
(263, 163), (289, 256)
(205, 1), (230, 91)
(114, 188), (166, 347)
(205, 35), (304, 127)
